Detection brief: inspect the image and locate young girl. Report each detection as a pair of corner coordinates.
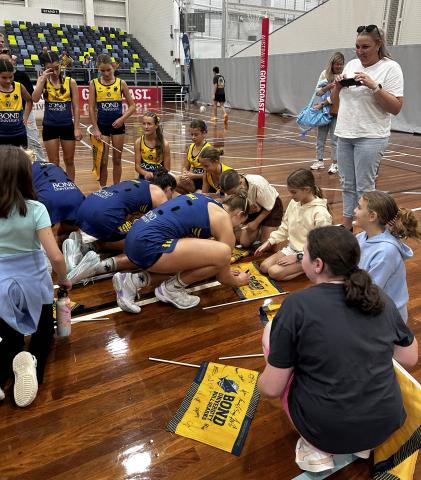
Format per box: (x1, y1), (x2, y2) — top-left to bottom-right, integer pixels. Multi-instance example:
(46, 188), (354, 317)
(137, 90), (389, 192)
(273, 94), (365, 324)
(89, 54), (135, 187)
(354, 191), (421, 323)
(64, 170), (176, 277)
(177, 119), (211, 193)
(112, 192), (251, 313)
(258, 226), (417, 473)
(200, 146), (232, 195)
(220, 168), (283, 247)
(134, 112), (171, 179)
(0, 60), (33, 148)
(255, 169), (331, 281)
(32, 52), (81, 181)
(0, 146), (71, 407)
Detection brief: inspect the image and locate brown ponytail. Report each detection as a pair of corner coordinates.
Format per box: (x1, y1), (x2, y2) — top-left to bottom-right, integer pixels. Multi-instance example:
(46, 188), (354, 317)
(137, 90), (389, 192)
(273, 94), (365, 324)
(223, 189), (250, 215)
(308, 226), (384, 315)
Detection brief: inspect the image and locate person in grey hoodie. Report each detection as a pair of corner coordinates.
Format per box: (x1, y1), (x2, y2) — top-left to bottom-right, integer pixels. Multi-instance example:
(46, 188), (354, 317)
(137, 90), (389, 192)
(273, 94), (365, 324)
(354, 191), (421, 323)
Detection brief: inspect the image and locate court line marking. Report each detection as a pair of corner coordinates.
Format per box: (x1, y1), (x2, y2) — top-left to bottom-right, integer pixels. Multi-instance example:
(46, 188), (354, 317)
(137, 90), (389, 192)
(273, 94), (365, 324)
(72, 280), (221, 322)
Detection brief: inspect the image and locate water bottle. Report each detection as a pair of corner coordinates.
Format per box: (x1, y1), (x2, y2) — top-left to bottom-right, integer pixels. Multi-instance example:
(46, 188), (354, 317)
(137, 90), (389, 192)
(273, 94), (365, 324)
(56, 288), (72, 337)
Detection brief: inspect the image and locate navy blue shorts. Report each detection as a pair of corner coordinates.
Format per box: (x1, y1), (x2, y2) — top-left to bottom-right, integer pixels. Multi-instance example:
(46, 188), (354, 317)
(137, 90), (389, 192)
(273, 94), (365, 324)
(98, 122), (125, 137)
(125, 232), (179, 270)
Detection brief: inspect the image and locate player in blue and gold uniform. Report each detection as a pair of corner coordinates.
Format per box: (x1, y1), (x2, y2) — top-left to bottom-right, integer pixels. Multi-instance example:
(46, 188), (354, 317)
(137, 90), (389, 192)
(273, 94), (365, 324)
(111, 192), (251, 313)
(135, 112), (171, 179)
(200, 146), (232, 195)
(89, 54), (135, 187)
(0, 60), (32, 147)
(33, 52), (82, 181)
(177, 119), (211, 193)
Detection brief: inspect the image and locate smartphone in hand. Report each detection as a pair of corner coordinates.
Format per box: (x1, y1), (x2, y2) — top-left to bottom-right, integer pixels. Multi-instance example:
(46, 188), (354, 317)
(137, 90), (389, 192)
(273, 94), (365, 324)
(340, 77), (363, 87)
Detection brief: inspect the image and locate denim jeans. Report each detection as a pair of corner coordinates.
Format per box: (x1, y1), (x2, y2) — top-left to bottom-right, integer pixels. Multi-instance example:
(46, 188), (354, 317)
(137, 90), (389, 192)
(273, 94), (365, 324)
(316, 117), (337, 162)
(337, 136), (389, 218)
(26, 110), (45, 162)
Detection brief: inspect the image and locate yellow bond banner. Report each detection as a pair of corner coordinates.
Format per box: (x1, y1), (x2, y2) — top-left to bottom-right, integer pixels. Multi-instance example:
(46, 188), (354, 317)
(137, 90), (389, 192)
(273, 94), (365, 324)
(230, 247), (250, 264)
(259, 303), (283, 324)
(90, 134), (104, 181)
(373, 361), (421, 480)
(167, 362), (260, 455)
(233, 261), (284, 300)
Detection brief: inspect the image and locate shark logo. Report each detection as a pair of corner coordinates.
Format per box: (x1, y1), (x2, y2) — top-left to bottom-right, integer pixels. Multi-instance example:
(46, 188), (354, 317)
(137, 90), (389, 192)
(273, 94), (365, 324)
(218, 377), (238, 394)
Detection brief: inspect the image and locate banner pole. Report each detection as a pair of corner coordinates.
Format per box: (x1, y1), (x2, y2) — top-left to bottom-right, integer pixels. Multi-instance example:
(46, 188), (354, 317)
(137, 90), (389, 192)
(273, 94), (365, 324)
(257, 16), (270, 130)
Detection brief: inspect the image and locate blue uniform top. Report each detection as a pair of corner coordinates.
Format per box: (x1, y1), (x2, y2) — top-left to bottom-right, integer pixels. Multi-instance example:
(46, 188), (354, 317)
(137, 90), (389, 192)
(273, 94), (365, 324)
(43, 76), (73, 126)
(32, 162), (85, 224)
(128, 193), (222, 242)
(76, 180), (153, 239)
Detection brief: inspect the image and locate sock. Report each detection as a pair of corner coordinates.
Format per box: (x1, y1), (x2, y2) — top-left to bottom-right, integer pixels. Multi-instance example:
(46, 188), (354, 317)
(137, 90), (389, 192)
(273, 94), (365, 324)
(174, 273), (188, 288)
(132, 271), (151, 288)
(96, 257), (117, 274)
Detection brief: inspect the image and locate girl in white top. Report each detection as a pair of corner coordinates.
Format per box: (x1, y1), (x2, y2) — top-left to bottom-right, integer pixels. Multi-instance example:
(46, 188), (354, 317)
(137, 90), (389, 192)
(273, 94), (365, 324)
(255, 169), (332, 281)
(331, 25), (404, 229)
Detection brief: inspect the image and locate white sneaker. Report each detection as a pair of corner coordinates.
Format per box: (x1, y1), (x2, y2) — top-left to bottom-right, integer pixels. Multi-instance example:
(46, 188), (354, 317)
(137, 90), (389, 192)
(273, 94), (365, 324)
(155, 278), (200, 309)
(328, 163), (338, 174)
(112, 272), (140, 314)
(354, 449), (371, 459)
(0, 387), (5, 401)
(13, 351), (38, 407)
(70, 230), (92, 255)
(62, 238), (83, 273)
(310, 160), (324, 170)
(295, 437), (334, 473)
(67, 251), (100, 284)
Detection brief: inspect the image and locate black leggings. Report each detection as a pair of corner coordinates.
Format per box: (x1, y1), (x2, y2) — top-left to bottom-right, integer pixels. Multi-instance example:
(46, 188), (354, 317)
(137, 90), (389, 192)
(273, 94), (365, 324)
(0, 304), (54, 388)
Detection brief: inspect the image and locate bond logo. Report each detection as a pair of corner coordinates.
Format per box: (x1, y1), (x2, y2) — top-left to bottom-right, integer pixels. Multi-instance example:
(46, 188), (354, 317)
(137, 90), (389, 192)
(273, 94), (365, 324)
(248, 274), (265, 290)
(52, 181), (76, 191)
(93, 189), (113, 199)
(0, 112), (20, 121)
(48, 102), (66, 111)
(101, 102), (119, 111)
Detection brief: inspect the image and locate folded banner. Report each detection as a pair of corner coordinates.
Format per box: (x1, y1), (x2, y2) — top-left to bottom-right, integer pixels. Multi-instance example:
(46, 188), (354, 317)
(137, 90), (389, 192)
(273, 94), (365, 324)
(259, 303), (283, 325)
(90, 134), (104, 181)
(373, 361), (421, 480)
(233, 261), (284, 300)
(230, 247), (250, 264)
(167, 361), (260, 455)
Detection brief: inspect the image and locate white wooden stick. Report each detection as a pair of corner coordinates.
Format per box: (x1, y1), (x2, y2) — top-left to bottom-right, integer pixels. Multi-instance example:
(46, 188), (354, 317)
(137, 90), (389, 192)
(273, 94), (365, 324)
(72, 317), (110, 324)
(149, 357), (200, 368)
(219, 354), (264, 360)
(203, 291), (287, 310)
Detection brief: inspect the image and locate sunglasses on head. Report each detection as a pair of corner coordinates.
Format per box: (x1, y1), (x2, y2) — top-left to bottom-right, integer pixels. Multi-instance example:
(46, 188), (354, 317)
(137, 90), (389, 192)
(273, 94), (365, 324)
(357, 25), (380, 34)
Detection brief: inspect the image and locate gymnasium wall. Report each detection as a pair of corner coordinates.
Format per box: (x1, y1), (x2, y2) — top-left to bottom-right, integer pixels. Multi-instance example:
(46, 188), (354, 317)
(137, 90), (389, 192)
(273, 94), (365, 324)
(127, 0), (177, 81)
(191, 44), (421, 134)
(233, 0), (387, 57)
(398, 0), (421, 45)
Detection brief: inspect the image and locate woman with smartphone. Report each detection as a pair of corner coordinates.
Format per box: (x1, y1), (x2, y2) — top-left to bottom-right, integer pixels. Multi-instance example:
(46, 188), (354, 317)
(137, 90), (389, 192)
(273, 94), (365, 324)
(331, 25), (404, 230)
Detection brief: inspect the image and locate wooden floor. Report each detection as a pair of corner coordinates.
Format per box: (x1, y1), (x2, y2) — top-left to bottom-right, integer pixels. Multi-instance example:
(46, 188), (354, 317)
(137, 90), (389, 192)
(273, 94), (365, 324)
(0, 104), (420, 479)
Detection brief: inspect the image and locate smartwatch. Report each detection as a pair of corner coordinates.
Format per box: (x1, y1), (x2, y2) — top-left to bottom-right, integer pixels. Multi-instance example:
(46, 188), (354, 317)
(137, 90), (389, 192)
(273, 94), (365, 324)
(373, 83), (382, 93)
(296, 252), (304, 262)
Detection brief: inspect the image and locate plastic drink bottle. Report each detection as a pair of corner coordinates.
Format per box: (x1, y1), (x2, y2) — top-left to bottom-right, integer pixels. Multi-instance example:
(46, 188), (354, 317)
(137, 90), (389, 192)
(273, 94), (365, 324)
(56, 288), (72, 337)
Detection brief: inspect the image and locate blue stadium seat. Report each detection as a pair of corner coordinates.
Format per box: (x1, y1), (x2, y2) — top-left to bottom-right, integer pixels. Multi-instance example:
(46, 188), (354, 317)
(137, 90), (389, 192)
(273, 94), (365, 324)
(73, 46), (81, 53)
(27, 45), (35, 51)
(20, 49), (28, 57)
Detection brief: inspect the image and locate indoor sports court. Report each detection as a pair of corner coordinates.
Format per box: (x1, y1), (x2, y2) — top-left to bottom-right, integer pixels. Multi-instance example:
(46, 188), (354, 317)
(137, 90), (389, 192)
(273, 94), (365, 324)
(0, 1), (420, 479)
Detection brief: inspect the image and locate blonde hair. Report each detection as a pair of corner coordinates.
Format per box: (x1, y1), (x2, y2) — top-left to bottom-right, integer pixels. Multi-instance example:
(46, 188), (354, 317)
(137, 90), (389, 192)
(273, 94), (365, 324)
(325, 52), (345, 82)
(362, 191), (421, 240)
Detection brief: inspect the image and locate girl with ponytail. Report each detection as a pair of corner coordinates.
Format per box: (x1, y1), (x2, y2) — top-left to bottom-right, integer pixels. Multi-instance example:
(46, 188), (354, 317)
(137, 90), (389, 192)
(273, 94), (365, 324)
(354, 191), (421, 323)
(255, 168), (331, 281)
(258, 225), (417, 474)
(33, 51), (81, 180)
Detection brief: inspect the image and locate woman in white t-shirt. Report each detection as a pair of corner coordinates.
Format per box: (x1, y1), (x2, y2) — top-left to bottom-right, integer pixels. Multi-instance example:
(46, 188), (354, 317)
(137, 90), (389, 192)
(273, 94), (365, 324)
(331, 25), (404, 230)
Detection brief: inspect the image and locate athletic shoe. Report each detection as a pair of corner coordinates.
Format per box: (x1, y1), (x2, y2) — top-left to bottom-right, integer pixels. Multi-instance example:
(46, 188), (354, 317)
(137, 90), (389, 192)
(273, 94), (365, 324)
(13, 351), (38, 407)
(0, 387), (5, 401)
(67, 251), (100, 284)
(328, 163), (338, 174)
(155, 279), (200, 309)
(224, 113), (229, 124)
(295, 437), (334, 473)
(354, 450), (371, 459)
(71, 230), (94, 255)
(62, 238), (83, 273)
(310, 160), (324, 170)
(112, 272), (140, 314)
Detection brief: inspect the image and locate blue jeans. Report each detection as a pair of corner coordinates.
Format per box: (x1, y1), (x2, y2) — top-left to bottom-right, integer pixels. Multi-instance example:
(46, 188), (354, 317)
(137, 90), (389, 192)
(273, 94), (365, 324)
(337, 136), (389, 218)
(316, 117), (337, 162)
(26, 110), (45, 162)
